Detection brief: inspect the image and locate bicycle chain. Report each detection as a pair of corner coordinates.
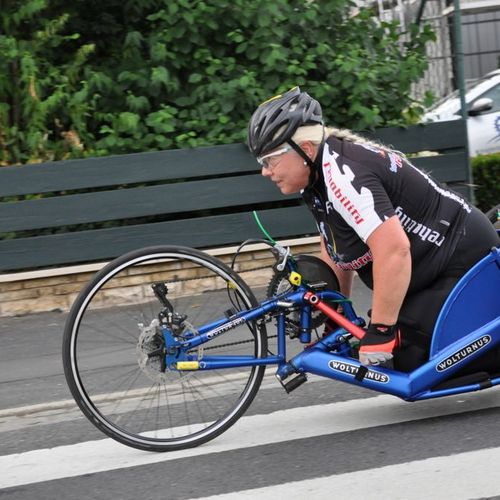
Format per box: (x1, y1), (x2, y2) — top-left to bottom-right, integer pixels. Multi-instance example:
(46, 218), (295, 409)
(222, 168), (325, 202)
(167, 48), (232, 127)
(175, 260), (296, 352)
(175, 259), (346, 353)
(190, 334), (278, 352)
(186, 314), (277, 352)
(189, 316), (299, 352)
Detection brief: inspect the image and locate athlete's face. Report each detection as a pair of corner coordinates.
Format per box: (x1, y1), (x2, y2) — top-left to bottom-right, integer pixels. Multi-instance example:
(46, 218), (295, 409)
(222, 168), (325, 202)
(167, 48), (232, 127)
(260, 146), (310, 195)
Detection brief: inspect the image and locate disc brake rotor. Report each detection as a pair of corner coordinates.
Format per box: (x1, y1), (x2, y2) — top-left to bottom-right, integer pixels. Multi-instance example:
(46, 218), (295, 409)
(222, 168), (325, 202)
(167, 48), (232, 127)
(136, 318), (200, 383)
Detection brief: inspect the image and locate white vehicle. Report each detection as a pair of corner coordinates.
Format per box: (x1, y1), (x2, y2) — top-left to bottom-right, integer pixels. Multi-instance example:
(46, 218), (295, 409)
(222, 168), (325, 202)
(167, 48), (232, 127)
(422, 69), (500, 156)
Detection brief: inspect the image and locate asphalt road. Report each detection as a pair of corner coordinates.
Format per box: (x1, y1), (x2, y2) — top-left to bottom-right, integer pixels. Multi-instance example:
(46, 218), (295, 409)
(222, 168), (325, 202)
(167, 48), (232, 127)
(2, 277), (500, 499)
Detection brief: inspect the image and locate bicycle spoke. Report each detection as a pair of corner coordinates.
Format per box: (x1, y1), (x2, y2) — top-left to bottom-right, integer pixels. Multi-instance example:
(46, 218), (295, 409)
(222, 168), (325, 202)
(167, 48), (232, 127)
(64, 246), (267, 451)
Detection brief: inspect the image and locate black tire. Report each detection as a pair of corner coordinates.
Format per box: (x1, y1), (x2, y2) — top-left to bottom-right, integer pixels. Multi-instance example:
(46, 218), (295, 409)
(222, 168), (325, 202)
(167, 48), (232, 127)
(485, 204), (499, 230)
(267, 254), (340, 329)
(63, 245), (267, 452)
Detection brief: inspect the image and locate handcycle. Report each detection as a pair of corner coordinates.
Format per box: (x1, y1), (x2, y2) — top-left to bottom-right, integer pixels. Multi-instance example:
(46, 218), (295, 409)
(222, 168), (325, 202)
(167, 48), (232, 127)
(486, 203), (500, 229)
(63, 221), (500, 452)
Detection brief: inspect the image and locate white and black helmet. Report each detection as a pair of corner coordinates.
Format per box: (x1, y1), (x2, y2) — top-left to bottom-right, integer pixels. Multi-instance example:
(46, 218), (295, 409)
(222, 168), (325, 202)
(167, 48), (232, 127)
(247, 87), (323, 157)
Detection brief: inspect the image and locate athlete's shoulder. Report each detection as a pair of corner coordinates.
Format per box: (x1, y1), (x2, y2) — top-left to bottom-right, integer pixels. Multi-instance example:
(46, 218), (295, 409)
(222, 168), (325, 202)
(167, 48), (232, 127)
(324, 135), (388, 169)
(323, 135), (342, 156)
(347, 138), (411, 177)
(345, 138), (388, 164)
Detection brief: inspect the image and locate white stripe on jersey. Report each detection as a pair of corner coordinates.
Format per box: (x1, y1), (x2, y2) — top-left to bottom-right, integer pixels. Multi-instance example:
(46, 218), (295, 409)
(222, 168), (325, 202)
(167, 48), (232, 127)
(322, 148), (383, 242)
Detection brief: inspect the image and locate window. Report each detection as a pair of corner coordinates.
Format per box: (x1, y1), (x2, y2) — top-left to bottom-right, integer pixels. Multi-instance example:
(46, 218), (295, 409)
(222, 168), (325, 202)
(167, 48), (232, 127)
(469, 81), (500, 114)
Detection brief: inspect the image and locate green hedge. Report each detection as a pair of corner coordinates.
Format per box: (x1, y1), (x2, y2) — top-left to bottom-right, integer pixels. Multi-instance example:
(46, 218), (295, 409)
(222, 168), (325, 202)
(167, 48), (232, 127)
(1, 0), (435, 165)
(472, 153), (500, 212)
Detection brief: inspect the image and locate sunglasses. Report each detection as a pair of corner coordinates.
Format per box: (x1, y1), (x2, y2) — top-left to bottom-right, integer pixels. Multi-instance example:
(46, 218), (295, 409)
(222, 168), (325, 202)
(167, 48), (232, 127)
(256, 146), (292, 169)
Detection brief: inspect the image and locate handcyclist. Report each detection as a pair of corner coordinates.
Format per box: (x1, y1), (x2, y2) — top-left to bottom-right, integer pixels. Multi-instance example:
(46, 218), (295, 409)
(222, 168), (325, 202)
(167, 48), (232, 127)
(247, 87), (499, 369)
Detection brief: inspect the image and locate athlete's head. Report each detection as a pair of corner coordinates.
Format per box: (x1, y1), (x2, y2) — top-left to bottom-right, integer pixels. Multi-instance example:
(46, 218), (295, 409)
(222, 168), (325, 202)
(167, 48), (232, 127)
(248, 87), (324, 194)
(247, 86), (323, 158)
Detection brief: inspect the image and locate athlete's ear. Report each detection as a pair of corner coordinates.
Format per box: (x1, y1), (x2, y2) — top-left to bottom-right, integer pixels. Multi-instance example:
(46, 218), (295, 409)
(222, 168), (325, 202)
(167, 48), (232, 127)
(299, 141), (317, 160)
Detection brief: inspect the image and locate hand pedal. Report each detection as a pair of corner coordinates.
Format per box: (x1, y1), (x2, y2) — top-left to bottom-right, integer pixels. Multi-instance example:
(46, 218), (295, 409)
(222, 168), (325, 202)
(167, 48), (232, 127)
(280, 373), (307, 393)
(309, 281), (328, 291)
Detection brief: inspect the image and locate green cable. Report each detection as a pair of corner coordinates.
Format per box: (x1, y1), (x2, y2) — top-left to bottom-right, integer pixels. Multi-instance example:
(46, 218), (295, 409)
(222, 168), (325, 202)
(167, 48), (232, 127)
(253, 212), (351, 301)
(253, 211), (276, 244)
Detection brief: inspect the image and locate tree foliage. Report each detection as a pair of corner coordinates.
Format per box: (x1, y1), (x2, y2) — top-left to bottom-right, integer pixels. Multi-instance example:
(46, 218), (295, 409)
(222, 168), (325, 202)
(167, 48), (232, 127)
(0, 0), (435, 165)
(471, 153), (500, 212)
(0, 0), (96, 164)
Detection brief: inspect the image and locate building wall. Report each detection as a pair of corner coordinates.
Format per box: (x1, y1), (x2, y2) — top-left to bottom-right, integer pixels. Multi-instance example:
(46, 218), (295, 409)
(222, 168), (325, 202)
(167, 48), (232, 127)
(413, 0), (455, 100)
(362, 0), (500, 99)
(0, 238), (322, 317)
(462, 9), (500, 79)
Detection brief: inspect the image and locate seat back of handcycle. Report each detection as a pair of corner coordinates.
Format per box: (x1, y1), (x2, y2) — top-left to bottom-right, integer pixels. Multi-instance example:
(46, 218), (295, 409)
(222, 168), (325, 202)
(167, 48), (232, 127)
(430, 246), (500, 357)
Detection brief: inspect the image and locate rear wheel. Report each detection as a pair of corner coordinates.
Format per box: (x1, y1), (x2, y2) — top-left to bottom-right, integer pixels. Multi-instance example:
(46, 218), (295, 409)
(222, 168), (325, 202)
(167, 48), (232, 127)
(62, 246), (267, 452)
(485, 204), (499, 230)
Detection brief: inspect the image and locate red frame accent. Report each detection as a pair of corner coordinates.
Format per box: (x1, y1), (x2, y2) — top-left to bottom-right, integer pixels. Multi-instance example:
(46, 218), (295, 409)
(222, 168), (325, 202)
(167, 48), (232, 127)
(303, 291), (366, 340)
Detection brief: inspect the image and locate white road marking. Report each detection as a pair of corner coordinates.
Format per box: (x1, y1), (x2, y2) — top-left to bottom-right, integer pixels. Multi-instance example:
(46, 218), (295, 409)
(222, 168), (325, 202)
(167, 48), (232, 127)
(0, 373), (319, 432)
(192, 446), (500, 500)
(1, 390), (499, 489)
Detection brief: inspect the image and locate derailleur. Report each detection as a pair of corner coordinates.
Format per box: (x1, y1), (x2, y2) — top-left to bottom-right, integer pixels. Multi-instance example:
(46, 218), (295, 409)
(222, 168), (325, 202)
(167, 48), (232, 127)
(151, 282), (188, 335)
(135, 282), (199, 381)
(136, 319), (168, 382)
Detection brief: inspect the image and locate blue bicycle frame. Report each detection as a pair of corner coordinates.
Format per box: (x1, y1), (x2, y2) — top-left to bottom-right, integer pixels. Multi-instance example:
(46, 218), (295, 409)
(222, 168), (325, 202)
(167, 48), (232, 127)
(165, 246), (500, 403)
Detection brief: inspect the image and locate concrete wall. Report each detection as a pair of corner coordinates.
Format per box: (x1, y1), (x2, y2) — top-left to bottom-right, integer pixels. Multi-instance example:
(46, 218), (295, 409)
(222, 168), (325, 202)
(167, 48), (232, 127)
(0, 238), (321, 317)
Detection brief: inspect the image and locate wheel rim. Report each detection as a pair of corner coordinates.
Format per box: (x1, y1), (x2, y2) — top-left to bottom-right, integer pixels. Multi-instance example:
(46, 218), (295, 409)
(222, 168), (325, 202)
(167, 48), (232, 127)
(68, 250), (265, 447)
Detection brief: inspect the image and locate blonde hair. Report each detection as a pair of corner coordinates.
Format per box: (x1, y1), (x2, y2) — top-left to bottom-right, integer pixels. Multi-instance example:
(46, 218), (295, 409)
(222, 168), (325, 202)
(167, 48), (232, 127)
(290, 124), (404, 157)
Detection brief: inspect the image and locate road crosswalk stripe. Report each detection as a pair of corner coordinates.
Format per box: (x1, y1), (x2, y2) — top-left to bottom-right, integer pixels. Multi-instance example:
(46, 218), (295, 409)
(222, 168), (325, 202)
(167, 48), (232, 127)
(2, 390), (499, 489)
(190, 446), (500, 499)
(0, 374), (319, 433)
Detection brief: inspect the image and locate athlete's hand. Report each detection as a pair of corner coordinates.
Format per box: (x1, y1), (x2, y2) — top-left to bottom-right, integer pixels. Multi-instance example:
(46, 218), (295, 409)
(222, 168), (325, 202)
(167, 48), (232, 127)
(359, 323), (400, 366)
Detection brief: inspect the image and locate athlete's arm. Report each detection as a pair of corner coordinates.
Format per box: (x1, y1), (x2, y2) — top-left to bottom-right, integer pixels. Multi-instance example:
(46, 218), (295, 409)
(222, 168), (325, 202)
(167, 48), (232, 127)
(366, 215), (411, 325)
(319, 236), (354, 297)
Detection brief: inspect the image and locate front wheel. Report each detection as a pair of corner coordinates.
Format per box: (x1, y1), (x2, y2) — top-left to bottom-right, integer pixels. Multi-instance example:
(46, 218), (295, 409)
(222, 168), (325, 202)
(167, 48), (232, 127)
(63, 246), (267, 452)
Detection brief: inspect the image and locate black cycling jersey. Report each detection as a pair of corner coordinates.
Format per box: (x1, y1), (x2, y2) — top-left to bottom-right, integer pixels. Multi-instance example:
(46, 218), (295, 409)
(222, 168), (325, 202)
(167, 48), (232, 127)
(303, 135), (472, 293)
